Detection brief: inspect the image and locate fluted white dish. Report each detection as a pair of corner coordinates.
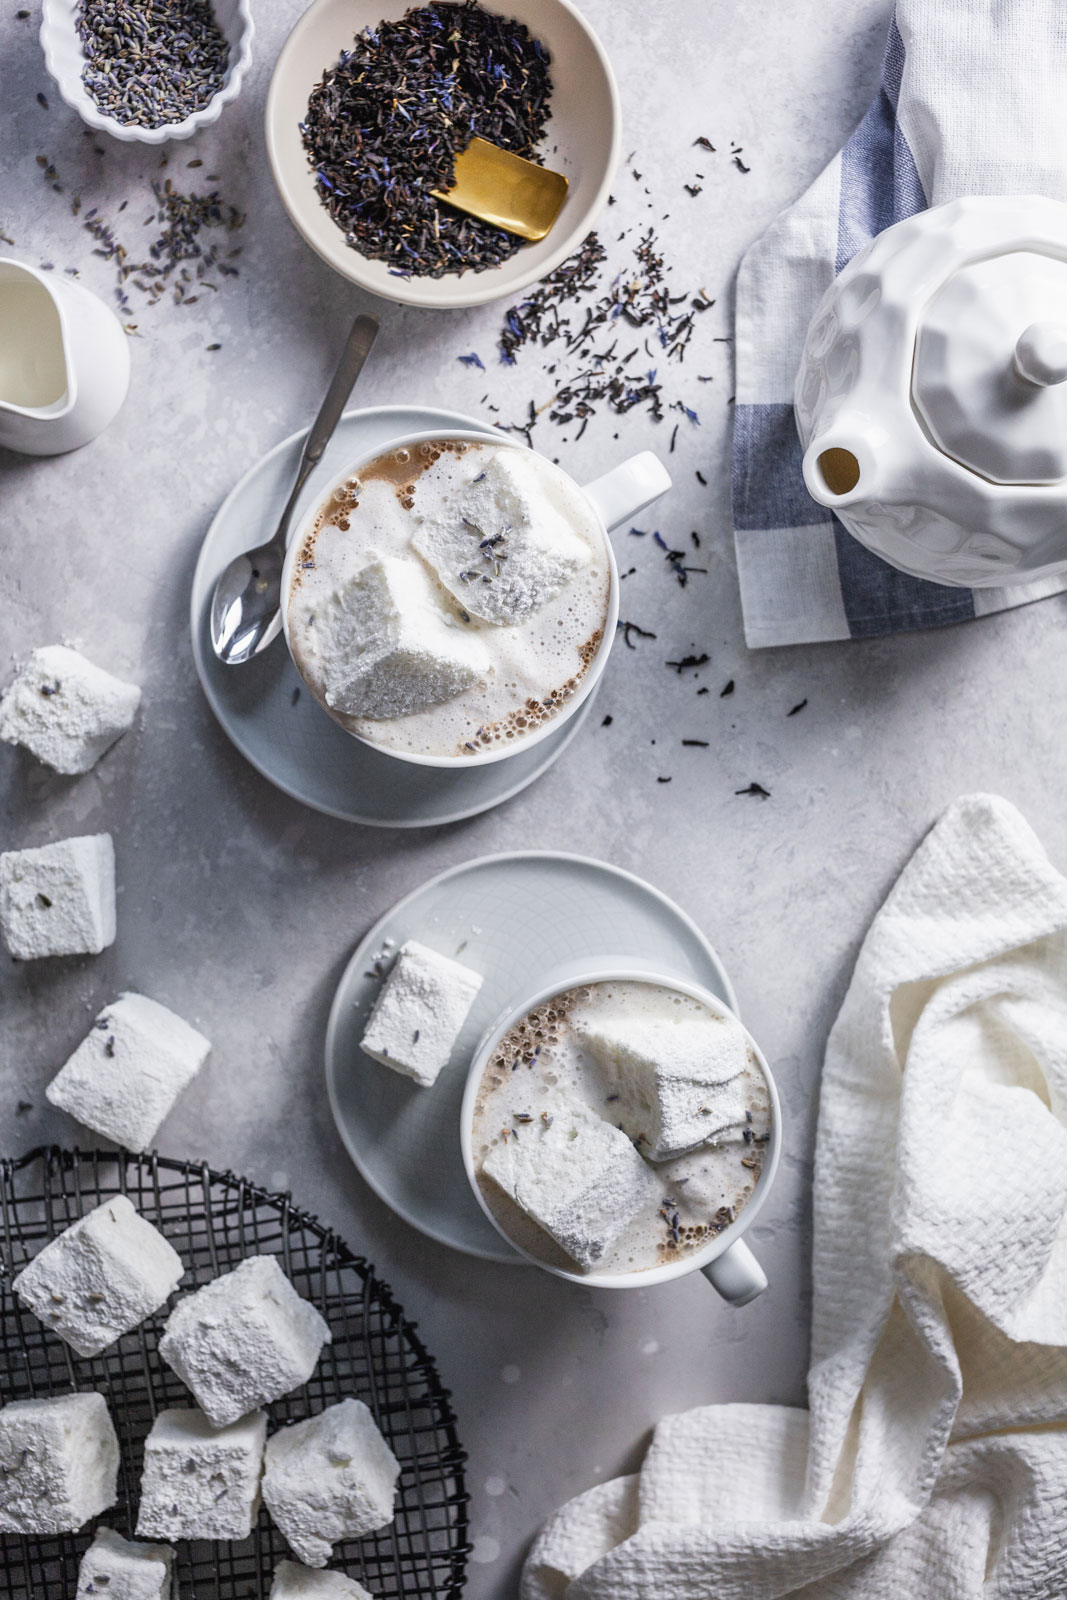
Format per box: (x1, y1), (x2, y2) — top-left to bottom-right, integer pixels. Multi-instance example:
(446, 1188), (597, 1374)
(39, 0), (253, 145)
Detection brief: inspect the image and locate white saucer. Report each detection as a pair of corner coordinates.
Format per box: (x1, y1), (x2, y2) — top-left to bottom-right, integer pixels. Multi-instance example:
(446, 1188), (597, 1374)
(325, 852), (738, 1262)
(190, 404), (597, 827)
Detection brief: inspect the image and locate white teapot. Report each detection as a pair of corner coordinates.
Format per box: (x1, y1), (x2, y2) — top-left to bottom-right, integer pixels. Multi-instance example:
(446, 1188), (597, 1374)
(795, 194), (1067, 586)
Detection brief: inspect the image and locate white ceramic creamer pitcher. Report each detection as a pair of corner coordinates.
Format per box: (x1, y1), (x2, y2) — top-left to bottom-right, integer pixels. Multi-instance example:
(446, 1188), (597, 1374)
(0, 258), (129, 455)
(795, 195), (1067, 586)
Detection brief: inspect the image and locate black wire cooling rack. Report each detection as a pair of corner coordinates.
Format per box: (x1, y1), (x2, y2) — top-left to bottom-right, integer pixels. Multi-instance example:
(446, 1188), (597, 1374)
(0, 1146), (470, 1600)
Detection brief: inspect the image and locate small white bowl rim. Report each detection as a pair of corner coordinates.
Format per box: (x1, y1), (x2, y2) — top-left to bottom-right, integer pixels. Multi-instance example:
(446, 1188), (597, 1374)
(459, 967), (784, 1290)
(264, 0), (622, 308)
(280, 427), (621, 769)
(39, 0), (255, 144)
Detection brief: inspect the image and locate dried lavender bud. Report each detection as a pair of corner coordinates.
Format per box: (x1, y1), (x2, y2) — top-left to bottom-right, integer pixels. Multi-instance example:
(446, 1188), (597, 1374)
(76, 0), (230, 129)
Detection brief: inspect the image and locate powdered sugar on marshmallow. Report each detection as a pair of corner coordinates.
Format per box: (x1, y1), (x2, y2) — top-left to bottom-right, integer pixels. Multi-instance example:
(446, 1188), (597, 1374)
(571, 988), (750, 1160)
(76, 1526), (174, 1600)
(0, 645), (140, 775)
(0, 1392), (119, 1534)
(159, 1254), (330, 1427)
(136, 1407), (266, 1542)
(0, 832), (115, 959)
(483, 1094), (659, 1270)
(316, 555), (490, 720)
(360, 939), (482, 1086)
(262, 1398), (399, 1568)
(46, 991), (211, 1151)
(412, 447), (590, 625)
(13, 1193), (184, 1357)
(271, 1561), (374, 1599)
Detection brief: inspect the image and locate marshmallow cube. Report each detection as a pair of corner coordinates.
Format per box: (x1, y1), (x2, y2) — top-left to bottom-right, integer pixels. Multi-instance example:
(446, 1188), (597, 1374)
(318, 556), (490, 720)
(271, 1561), (374, 1600)
(0, 645), (140, 775)
(46, 991), (211, 1152)
(13, 1193), (184, 1358)
(76, 1526), (174, 1600)
(0, 833), (115, 959)
(135, 1407), (266, 1542)
(483, 1095), (658, 1271)
(413, 449), (590, 626)
(572, 1003), (750, 1160)
(263, 1398), (399, 1568)
(360, 939), (483, 1087)
(0, 1392), (119, 1534)
(159, 1254), (331, 1428)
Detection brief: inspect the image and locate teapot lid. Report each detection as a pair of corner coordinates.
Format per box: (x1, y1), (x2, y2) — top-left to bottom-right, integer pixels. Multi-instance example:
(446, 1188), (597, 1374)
(913, 251), (1067, 485)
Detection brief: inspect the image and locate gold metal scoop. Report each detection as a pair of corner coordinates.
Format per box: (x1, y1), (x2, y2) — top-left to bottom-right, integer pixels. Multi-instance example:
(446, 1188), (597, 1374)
(431, 137), (569, 242)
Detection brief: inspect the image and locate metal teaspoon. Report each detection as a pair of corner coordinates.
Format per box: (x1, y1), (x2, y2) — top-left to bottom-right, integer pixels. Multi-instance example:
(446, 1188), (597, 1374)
(210, 311), (379, 665)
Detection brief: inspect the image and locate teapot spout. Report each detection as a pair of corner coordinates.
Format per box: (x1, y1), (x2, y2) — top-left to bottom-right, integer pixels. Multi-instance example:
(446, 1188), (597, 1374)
(801, 433), (877, 510)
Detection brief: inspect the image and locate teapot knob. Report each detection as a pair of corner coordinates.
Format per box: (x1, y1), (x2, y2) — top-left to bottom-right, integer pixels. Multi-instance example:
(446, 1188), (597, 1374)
(1013, 322), (1067, 387)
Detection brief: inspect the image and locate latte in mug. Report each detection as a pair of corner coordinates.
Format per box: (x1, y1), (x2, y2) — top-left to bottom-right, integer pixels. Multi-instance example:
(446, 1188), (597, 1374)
(286, 437), (612, 761)
(469, 979), (774, 1277)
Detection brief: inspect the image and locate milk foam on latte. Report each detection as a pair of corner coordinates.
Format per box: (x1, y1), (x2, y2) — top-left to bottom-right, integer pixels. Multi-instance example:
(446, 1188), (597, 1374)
(471, 980), (773, 1276)
(288, 438), (611, 759)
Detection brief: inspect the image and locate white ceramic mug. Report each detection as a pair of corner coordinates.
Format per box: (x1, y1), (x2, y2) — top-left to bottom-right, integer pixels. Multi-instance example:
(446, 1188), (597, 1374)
(280, 428), (671, 768)
(460, 966), (781, 1304)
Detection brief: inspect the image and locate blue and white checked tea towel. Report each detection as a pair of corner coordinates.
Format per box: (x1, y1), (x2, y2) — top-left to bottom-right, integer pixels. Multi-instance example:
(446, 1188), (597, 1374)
(732, 0), (1067, 647)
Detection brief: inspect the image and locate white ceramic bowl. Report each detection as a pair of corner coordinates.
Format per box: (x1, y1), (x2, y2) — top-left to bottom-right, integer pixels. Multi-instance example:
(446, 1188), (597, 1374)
(265, 0), (621, 309)
(40, 0), (254, 144)
(460, 967), (783, 1301)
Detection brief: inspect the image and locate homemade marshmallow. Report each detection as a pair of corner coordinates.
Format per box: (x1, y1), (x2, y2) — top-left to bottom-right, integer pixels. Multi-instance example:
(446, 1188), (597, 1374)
(316, 555), (490, 720)
(413, 448), (590, 625)
(360, 939), (483, 1087)
(263, 1398), (400, 1568)
(76, 1526), (174, 1600)
(0, 1391), (119, 1534)
(159, 1253), (331, 1428)
(271, 1561), (375, 1599)
(46, 991), (211, 1151)
(13, 1193), (184, 1357)
(0, 832), (115, 959)
(482, 1095), (659, 1271)
(0, 645), (140, 775)
(571, 998), (751, 1160)
(136, 1406), (267, 1541)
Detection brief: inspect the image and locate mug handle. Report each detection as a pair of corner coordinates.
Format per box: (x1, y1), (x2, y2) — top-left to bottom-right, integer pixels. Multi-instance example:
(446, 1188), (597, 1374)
(701, 1239), (768, 1306)
(582, 452), (672, 531)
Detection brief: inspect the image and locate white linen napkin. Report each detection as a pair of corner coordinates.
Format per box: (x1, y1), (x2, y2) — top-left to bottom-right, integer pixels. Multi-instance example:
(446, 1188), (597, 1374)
(523, 794), (1067, 1598)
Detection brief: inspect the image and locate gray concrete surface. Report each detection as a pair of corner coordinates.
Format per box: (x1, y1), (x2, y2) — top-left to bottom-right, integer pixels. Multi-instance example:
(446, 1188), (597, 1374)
(4, 0), (1067, 1593)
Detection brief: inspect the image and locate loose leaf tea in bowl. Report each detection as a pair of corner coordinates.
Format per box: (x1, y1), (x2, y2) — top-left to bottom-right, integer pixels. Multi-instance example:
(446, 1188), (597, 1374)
(299, 0), (553, 279)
